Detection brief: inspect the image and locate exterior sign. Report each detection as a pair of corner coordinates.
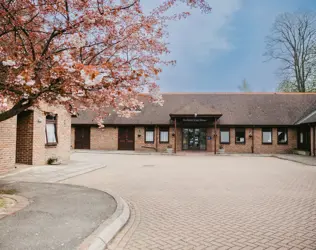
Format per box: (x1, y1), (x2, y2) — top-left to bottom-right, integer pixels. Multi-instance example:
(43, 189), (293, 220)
(182, 118), (208, 122)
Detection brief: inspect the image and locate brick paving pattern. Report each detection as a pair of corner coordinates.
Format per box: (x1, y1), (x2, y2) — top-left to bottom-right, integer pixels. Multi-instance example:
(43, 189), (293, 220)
(62, 153), (316, 250)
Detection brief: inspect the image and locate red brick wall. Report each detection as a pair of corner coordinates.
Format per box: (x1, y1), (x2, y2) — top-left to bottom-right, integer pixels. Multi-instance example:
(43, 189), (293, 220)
(0, 116), (17, 173)
(134, 126), (181, 152)
(90, 126), (118, 150)
(207, 127), (297, 154)
(70, 125), (299, 154)
(16, 111), (34, 164)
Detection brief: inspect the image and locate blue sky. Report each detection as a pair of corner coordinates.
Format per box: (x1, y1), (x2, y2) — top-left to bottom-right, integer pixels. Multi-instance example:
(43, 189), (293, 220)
(146, 0), (316, 92)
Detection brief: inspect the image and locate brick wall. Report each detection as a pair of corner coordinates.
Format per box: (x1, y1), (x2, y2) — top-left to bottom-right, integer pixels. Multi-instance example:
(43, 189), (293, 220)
(32, 103), (71, 165)
(209, 127), (297, 154)
(71, 127), (75, 149)
(0, 116), (17, 173)
(16, 111), (34, 164)
(90, 126), (118, 150)
(69, 124), (299, 154)
(134, 126), (181, 152)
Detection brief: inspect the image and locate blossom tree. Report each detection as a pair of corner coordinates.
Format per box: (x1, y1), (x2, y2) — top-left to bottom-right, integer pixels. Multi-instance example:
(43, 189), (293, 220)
(0, 0), (211, 125)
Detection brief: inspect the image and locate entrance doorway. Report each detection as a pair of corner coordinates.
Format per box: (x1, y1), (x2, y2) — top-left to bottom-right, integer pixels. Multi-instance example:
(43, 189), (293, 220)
(118, 127), (135, 150)
(182, 128), (206, 150)
(75, 126), (91, 149)
(297, 126), (311, 152)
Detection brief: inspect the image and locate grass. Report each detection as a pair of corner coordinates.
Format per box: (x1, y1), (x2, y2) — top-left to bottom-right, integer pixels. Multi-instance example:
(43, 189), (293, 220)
(0, 189), (17, 195)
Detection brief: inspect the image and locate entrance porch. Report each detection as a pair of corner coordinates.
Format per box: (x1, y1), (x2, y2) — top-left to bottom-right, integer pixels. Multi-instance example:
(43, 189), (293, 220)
(169, 100), (222, 154)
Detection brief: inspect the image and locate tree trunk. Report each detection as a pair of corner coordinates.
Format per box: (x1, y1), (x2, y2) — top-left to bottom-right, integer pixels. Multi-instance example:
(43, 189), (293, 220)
(0, 99), (33, 122)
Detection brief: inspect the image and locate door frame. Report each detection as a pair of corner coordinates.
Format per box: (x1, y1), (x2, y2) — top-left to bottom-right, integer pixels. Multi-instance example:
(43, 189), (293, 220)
(117, 126), (135, 150)
(182, 127), (207, 151)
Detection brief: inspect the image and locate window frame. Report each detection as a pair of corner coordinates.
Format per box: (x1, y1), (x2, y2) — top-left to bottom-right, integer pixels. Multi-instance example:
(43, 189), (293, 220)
(262, 128), (273, 145)
(159, 127), (169, 143)
(277, 127), (288, 145)
(45, 114), (58, 146)
(145, 127), (155, 144)
(220, 128), (230, 144)
(235, 128), (246, 144)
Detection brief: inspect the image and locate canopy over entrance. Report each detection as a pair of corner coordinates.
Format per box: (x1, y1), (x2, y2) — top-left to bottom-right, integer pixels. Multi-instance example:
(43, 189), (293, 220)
(169, 100), (222, 154)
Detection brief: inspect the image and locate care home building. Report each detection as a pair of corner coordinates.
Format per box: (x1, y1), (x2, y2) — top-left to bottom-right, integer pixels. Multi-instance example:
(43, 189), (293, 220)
(0, 103), (71, 174)
(72, 93), (316, 156)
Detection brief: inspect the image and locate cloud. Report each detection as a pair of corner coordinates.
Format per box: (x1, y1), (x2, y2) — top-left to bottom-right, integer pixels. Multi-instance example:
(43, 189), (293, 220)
(166, 0), (242, 60)
(143, 0), (243, 91)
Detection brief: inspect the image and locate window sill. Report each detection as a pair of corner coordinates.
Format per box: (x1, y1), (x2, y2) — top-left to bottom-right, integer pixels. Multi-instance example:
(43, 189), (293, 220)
(46, 143), (58, 148)
(277, 142), (288, 145)
(145, 141), (155, 144)
(262, 142), (272, 145)
(159, 141), (169, 144)
(235, 142), (246, 145)
(220, 142), (230, 144)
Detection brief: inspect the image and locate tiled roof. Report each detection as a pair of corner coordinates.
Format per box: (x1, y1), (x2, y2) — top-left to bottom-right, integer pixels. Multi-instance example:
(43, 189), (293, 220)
(72, 93), (316, 126)
(170, 99), (222, 116)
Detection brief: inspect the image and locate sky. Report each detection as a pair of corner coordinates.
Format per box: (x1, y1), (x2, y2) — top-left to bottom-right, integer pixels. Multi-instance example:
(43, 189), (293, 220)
(144, 0), (316, 92)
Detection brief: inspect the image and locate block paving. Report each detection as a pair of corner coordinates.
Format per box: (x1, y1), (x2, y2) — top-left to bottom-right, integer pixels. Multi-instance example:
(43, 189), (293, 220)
(62, 153), (316, 250)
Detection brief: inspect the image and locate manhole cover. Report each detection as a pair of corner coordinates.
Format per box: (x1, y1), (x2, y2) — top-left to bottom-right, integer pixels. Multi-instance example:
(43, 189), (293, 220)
(142, 165), (155, 167)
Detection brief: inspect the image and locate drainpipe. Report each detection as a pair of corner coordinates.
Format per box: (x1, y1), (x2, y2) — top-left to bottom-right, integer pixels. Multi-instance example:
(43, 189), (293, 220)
(174, 118), (177, 154)
(252, 126), (255, 154)
(155, 126), (158, 152)
(214, 117), (217, 155)
(313, 124), (315, 156)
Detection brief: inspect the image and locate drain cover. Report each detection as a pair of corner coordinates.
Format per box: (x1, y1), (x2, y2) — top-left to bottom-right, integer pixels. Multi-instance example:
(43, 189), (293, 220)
(142, 164), (155, 167)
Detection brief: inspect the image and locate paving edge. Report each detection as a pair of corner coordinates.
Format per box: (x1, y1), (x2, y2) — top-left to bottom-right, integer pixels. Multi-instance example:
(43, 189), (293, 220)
(78, 191), (130, 250)
(272, 155), (316, 166)
(0, 194), (29, 220)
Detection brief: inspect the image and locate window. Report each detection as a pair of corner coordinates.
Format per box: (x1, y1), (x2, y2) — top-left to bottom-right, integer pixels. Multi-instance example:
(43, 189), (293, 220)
(159, 127), (169, 143)
(300, 132), (304, 143)
(277, 128), (288, 144)
(45, 115), (57, 145)
(262, 128), (272, 144)
(145, 127), (155, 143)
(235, 128), (246, 144)
(220, 128), (230, 144)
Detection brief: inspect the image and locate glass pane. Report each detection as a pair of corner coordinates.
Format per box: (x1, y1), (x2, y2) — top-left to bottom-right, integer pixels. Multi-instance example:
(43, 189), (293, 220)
(278, 129), (287, 143)
(183, 129), (188, 150)
(160, 131), (168, 142)
(146, 131), (154, 142)
(199, 128), (206, 150)
(263, 131), (272, 143)
(300, 132), (304, 143)
(236, 129), (245, 143)
(188, 129), (194, 149)
(46, 124), (57, 143)
(220, 131), (229, 143)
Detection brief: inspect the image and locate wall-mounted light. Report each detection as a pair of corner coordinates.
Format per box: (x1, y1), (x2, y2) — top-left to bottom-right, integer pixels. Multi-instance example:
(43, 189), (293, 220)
(249, 131), (253, 138)
(37, 118), (42, 123)
(138, 129), (142, 137)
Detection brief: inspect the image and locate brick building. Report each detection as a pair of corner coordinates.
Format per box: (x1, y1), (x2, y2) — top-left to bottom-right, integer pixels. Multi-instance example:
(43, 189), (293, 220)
(0, 103), (71, 174)
(72, 93), (316, 156)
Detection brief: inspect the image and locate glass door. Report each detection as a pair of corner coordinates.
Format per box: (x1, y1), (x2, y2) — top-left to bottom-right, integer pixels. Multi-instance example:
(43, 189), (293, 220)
(182, 128), (206, 150)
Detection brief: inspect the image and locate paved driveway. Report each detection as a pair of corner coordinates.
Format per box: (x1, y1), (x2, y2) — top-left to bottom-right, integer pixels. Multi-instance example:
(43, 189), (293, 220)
(63, 153), (316, 250)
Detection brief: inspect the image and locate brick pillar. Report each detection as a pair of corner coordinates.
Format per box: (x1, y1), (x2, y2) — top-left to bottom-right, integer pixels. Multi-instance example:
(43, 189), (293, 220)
(16, 111), (34, 165)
